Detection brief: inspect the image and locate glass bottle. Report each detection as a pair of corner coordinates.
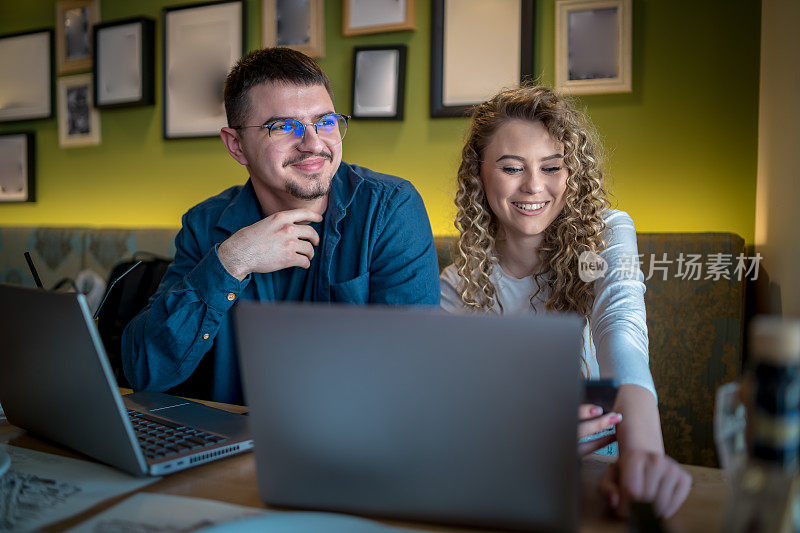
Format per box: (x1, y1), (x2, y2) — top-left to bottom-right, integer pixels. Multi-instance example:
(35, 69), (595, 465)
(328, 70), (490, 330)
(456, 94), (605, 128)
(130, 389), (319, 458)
(725, 316), (800, 533)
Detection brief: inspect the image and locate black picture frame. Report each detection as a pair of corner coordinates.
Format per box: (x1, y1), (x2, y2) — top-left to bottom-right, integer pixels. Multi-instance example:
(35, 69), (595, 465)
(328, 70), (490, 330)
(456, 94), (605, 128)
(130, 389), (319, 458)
(351, 45), (407, 121)
(162, 0), (245, 139)
(430, 0), (534, 118)
(93, 17), (155, 109)
(0, 131), (36, 203)
(0, 29), (55, 123)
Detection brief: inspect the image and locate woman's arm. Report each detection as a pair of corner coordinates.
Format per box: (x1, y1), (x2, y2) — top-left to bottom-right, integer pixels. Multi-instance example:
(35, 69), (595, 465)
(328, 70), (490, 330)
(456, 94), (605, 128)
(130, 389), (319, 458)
(590, 212), (692, 518)
(601, 384), (691, 518)
(615, 384), (663, 453)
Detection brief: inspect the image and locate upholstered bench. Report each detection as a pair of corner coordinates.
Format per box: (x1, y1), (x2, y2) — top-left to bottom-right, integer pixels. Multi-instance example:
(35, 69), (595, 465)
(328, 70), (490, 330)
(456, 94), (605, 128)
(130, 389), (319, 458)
(0, 226), (746, 466)
(0, 227), (177, 287)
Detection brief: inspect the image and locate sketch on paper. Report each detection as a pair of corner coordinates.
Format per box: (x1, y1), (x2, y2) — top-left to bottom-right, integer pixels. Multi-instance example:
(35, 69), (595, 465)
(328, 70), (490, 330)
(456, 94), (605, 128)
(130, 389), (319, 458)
(0, 471), (82, 529)
(0, 444), (156, 532)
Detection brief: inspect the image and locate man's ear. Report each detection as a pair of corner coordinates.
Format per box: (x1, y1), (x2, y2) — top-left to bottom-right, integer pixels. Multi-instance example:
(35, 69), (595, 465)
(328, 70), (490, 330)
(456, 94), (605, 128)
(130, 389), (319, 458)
(220, 127), (249, 166)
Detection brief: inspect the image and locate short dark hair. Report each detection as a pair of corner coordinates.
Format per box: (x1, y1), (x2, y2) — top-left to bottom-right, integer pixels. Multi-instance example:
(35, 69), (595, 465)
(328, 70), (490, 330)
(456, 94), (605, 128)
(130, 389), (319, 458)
(223, 47), (334, 127)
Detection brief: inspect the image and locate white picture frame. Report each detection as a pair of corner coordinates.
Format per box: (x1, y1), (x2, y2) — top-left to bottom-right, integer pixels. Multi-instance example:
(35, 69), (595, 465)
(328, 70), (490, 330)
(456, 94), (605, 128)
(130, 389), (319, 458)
(555, 0), (632, 95)
(56, 0), (100, 75)
(343, 0), (416, 36)
(262, 0), (324, 58)
(0, 29), (53, 123)
(163, 0), (244, 139)
(58, 74), (101, 147)
(0, 132), (35, 203)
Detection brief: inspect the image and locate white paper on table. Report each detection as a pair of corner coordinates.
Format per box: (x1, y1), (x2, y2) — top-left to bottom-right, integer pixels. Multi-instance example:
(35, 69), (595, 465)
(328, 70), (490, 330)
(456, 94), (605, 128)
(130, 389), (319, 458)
(67, 492), (265, 532)
(0, 444), (157, 532)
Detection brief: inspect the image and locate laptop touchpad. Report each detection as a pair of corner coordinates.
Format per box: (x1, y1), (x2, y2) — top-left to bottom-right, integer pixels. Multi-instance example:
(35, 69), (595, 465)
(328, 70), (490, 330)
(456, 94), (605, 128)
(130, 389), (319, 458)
(123, 391), (247, 436)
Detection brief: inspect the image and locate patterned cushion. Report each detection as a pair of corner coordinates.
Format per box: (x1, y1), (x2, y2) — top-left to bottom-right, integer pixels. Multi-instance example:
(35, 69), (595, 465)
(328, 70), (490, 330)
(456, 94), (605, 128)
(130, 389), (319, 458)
(638, 233), (745, 466)
(0, 227), (83, 288)
(0, 226), (744, 466)
(0, 227), (178, 287)
(83, 228), (177, 280)
(434, 237), (456, 274)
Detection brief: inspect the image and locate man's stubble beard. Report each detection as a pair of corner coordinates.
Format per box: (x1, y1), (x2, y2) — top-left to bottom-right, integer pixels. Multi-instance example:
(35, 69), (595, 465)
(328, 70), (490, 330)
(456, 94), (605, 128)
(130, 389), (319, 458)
(282, 151), (335, 201)
(285, 173), (329, 200)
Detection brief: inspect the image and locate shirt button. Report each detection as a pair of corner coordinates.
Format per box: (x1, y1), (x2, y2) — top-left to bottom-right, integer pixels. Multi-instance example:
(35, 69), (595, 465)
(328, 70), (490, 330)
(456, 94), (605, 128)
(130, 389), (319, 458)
(202, 333), (210, 340)
(227, 292), (236, 301)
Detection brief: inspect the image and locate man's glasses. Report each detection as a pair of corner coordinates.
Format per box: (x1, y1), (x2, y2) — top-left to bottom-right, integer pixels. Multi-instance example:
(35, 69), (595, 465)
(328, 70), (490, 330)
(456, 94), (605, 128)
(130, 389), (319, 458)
(234, 113), (349, 152)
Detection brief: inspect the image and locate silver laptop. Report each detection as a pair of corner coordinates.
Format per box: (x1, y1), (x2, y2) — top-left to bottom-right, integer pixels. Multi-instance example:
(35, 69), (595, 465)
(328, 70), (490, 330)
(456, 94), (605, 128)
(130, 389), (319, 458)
(236, 303), (583, 531)
(0, 284), (252, 476)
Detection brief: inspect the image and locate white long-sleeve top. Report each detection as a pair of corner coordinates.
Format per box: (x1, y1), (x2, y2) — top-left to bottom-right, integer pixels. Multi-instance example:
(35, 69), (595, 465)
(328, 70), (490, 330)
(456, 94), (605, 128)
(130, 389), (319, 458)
(440, 209), (656, 400)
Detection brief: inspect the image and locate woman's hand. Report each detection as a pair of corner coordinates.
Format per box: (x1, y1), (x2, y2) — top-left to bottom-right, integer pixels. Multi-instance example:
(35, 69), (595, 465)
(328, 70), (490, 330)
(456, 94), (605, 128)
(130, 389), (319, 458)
(599, 448), (692, 518)
(578, 404), (621, 456)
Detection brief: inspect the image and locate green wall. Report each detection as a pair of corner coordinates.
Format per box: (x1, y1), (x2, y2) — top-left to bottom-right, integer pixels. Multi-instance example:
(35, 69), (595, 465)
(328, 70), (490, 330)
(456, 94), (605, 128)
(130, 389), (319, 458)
(0, 0), (761, 242)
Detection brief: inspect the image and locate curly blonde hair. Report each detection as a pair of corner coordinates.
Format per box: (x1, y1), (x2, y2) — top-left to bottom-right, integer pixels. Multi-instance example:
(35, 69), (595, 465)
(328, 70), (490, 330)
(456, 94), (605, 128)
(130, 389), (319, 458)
(454, 85), (610, 319)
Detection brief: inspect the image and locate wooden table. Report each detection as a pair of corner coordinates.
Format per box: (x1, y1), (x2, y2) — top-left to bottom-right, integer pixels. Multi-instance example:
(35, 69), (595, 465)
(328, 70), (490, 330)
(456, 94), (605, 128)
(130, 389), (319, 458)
(0, 397), (728, 532)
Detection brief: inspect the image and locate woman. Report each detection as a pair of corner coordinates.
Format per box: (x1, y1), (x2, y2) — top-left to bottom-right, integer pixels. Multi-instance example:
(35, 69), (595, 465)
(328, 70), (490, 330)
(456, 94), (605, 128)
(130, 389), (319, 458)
(440, 86), (691, 518)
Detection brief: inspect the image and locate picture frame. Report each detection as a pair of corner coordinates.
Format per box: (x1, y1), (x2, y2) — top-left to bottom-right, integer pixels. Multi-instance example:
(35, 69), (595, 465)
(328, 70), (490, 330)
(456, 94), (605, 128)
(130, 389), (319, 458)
(262, 0), (324, 58)
(58, 74), (101, 147)
(0, 132), (36, 203)
(56, 0), (100, 75)
(0, 29), (54, 123)
(351, 45), (407, 120)
(93, 17), (155, 109)
(343, 0), (416, 36)
(163, 0), (245, 139)
(430, 0), (534, 118)
(555, 0), (632, 95)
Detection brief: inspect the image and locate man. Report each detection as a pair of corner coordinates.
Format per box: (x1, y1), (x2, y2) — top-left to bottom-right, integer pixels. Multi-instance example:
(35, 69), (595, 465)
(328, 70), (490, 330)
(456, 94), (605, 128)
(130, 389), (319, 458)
(122, 48), (439, 404)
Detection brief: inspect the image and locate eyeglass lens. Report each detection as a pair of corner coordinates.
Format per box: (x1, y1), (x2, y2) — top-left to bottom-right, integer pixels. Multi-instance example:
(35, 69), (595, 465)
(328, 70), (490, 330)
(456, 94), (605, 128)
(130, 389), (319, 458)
(269, 115), (347, 151)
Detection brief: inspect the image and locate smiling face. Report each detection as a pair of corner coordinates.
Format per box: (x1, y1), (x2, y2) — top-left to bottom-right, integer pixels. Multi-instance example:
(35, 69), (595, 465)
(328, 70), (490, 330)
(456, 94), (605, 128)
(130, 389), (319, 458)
(480, 119), (568, 247)
(232, 82), (343, 211)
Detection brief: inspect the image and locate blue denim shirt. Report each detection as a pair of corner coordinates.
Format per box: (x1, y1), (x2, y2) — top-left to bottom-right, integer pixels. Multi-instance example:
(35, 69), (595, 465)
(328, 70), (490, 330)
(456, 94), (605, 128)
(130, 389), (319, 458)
(122, 162), (440, 404)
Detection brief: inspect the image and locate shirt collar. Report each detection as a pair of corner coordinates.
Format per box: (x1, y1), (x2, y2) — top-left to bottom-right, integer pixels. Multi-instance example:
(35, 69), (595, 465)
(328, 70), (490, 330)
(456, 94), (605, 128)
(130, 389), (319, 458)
(216, 179), (264, 234)
(327, 162), (362, 227)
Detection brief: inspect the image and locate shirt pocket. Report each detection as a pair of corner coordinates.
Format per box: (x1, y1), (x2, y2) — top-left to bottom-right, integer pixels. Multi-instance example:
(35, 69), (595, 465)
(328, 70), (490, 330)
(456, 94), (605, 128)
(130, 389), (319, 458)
(331, 272), (369, 303)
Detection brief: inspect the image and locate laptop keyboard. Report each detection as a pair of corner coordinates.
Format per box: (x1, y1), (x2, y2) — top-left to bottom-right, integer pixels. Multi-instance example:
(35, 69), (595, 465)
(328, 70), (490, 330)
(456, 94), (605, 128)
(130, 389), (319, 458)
(128, 410), (227, 460)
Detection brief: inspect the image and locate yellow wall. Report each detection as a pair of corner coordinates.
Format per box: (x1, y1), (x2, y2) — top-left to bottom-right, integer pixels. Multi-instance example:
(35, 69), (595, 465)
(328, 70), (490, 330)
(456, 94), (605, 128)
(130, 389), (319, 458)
(0, 0), (761, 241)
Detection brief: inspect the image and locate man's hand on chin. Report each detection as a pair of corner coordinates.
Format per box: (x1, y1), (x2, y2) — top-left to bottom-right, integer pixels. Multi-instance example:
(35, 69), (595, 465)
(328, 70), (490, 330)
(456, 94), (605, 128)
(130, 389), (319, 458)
(218, 208), (323, 281)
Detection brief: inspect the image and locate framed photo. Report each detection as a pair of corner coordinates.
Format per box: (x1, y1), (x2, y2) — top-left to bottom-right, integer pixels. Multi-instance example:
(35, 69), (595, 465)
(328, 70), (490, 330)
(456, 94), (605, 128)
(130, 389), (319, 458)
(58, 74), (101, 147)
(430, 0), (534, 118)
(93, 17), (155, 109)
(0, 132), (35, 203)
(0, 29), (54, 123)
(56, 0), (100, 74)
(343, 0), (416, 36)
(555, 0), (632, 95)
(263, 0), (324, 58)
(163, 0), (245, 139)
(351, 45), (407, 120)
